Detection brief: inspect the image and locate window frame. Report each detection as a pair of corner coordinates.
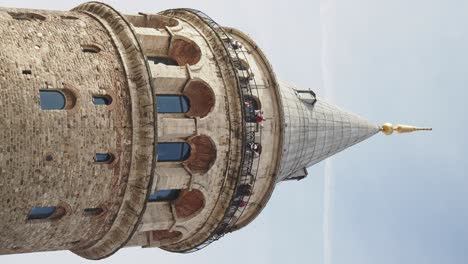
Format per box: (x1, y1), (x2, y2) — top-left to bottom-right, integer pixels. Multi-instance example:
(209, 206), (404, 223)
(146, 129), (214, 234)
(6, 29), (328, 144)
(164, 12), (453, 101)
(94, 153), (114, 164)
(147, 56), (179, 66)
(156, 95), (190, 114)
(39, 90), (67, 110)
(92, 95), (113, 106)
(148, 189), (181, 202)
(28, 207), (56, 220)
(157, 142), (191, 162)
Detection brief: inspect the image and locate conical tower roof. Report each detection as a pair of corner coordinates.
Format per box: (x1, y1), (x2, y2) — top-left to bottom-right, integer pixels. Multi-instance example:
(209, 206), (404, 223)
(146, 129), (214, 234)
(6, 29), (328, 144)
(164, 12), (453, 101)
(276, 81), (380, 182)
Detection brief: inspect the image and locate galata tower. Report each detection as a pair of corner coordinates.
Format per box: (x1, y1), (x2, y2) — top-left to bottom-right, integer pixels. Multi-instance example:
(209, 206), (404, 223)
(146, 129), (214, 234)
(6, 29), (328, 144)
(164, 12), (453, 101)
(0, 1), (430, 259)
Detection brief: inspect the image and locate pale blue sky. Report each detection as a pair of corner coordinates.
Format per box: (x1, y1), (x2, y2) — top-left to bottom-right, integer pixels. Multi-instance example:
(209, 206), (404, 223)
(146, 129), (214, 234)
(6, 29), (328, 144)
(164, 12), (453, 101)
(1, 1), (467, 264)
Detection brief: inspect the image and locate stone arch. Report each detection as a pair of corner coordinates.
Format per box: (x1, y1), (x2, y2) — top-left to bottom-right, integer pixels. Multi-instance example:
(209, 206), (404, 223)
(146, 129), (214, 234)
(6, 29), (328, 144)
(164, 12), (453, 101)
(183, 79), (215, 118)
(168, 36), (202, 66)
(138, 34), (201, 66)
(173, 189), (205, 219)
(183, 135), (217, 173)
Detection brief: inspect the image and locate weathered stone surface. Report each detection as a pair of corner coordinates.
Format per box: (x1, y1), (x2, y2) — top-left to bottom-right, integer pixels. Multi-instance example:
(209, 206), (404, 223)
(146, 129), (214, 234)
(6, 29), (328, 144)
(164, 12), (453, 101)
(0, 2), (155, 260)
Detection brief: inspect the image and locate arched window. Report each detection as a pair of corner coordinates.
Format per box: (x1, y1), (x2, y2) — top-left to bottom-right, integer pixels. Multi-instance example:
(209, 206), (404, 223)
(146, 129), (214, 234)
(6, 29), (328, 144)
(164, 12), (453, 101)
(148, 57), (179, 66)
(92, 95), (112, 105)
(156, 95), (189, 113)
(94, 153), (114, 163)
(148, 189), (181, 202)
(39, 89), (76, 110)
(157, 142), (190, 162)
(28, 207), (55, 220)
(40, 90), (66, 110)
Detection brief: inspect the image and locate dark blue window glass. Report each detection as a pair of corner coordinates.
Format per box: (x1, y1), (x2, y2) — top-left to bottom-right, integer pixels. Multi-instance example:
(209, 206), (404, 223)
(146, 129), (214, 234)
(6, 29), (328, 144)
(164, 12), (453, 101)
(28, 206), (56, 220)
(148, 189), (181, 202)
(157, 143), (190, 162)
(92, 95), (112, 105)
(147, 57), (179, 66)
(40, 90), (66, 110)
(156, 95), (189, 113)
(94, 153), (113, 163)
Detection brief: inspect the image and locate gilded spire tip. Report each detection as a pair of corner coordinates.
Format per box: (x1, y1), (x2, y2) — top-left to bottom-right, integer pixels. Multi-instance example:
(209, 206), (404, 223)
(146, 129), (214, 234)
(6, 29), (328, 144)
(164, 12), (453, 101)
(380, 123), (432, 135)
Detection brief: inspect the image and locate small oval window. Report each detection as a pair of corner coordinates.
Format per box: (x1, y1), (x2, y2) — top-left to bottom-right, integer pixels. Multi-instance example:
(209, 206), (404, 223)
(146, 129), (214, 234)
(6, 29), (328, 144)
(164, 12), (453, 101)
(92, 95), (112, 106)
(94, 153), (114, 163)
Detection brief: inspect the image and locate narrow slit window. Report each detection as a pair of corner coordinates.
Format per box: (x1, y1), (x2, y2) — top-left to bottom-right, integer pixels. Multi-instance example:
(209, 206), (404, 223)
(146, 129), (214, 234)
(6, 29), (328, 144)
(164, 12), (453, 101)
(94, 153), (114, 163)
(156, 95), (189, 113)
(60, 15), (80, 20)
(148, 189), (181, 202)
(8, 12), (46, 21)
(147, 56), (179, 66)
(22, 70), (32, 75)
(84, 208), (104, 216)
(92, 95), (112, 106)
(27, 206), (56, 220)
(40, 90), (66, 110)
(157, 143), (190, 162)
(81, 44), (101, 54)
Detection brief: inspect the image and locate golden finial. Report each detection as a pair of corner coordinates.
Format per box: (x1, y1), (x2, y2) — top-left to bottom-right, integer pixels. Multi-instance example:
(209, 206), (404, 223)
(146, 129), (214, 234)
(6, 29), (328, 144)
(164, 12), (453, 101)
(380, 123), (432, 135)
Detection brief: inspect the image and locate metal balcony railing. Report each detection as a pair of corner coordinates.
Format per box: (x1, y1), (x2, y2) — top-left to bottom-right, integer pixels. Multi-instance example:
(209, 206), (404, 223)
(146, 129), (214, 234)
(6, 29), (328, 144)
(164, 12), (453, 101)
(166, 9), (263, 252)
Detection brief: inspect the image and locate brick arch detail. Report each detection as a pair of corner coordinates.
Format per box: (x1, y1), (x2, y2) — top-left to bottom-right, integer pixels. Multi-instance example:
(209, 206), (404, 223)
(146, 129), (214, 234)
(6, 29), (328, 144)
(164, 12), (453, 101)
(183, 135), (217, 173)
(173, 189), (205, 219)
(183, 79), (215, 118)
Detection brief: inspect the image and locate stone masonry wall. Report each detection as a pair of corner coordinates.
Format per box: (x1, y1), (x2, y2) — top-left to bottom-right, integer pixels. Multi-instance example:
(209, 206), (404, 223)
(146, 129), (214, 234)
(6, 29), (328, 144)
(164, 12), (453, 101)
(0, 7), (134, 254)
